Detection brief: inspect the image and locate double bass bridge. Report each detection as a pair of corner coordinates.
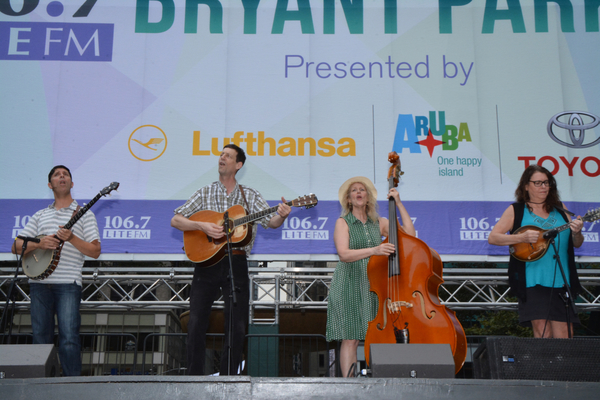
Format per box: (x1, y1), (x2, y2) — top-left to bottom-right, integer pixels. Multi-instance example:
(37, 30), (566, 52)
(387, 299), (413, 313)
(377, 293), (437, 331)
(377, 298), (413, 330)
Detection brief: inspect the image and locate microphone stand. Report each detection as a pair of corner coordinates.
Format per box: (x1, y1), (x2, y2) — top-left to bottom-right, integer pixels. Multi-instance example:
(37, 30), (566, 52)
(1, 239), (32, 344)
(545, 230), (576, 338)
(222, 211), (237, 375)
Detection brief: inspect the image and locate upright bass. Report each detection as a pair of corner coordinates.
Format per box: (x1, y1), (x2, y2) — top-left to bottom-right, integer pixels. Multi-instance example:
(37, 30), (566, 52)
(364, 152), (467, 374)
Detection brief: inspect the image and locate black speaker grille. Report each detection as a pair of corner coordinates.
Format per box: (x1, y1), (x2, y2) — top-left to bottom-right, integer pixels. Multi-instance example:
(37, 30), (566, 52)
(474, 337), (600, 382)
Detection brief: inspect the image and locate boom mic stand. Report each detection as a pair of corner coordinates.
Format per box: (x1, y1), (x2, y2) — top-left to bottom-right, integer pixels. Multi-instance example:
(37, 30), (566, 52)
(544, 230), (576, 338)
(222, 211), (237, 375)
(1, 238), (35, 344)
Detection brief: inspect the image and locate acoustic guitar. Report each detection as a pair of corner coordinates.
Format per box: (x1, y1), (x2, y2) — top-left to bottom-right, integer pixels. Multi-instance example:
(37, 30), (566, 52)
(509, 207), (600, 262)
(183, 194), (318, 267)
(22, 182), (119, 280)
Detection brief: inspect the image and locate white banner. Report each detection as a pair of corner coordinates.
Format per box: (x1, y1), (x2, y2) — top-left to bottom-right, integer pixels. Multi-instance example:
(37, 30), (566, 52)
(1, 1), (599, 259)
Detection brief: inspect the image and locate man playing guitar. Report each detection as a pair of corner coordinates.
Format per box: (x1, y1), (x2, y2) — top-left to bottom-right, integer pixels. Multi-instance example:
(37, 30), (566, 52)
(171, 144), (291, 375)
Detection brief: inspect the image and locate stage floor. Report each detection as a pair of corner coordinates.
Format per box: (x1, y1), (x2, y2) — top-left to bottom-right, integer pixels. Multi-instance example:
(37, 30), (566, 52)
(2, 376), (599, 400)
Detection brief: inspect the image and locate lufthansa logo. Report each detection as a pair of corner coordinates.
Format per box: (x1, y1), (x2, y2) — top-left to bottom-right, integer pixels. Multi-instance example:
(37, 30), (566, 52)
(547, 111), (600, 149)
(128, 125), (168, 161)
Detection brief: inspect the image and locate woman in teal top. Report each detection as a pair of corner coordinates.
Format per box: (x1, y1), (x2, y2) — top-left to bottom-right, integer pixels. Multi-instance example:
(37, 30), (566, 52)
(326, 176), (415, 377)
(521, 206), (571, 289)
(489, 165), (584, 338)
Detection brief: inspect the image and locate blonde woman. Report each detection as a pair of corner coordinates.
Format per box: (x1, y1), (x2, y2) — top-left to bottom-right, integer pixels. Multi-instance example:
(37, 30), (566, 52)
(326, 176), (415, 377)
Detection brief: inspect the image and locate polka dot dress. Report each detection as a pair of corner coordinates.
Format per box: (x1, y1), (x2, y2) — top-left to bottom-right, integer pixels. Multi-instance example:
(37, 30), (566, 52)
(326, 213), (381, 341)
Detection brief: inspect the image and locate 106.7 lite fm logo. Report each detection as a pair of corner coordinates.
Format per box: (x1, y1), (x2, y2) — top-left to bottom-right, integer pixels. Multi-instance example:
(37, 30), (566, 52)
(12, 213), (153, 240)
(458, 215), (599, 244)
(102, 215), (152, 239)
(281, 215), (329, 240)
(0, 0), (113, 61)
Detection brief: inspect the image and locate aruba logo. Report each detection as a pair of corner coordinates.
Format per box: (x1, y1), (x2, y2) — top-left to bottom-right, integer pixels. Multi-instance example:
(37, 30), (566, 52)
(391, 112), (472, 157)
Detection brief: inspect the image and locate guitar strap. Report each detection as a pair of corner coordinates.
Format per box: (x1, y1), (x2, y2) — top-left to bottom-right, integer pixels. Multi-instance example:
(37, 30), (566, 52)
(238, 184), (250, 212)
(515, 202), (576, 228)
(555, 203), (576, 217)
(236, 185), (251, 253)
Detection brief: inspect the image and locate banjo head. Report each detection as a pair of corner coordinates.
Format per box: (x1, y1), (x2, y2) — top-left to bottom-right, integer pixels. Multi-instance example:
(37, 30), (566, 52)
(22, 247), (55, 279)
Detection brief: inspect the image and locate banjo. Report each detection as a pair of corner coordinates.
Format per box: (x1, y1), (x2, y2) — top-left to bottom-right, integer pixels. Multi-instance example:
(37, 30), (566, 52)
(22, 182), (119, 280)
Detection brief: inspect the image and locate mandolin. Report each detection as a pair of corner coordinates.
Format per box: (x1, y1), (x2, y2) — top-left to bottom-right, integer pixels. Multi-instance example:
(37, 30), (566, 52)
(183, 194), (318, 267)
(22, 182), (119, 280)
(509, 207), (600, 262)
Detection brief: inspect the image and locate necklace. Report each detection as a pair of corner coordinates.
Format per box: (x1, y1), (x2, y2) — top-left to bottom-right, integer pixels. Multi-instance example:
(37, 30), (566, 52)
(527, 201), (545, 205)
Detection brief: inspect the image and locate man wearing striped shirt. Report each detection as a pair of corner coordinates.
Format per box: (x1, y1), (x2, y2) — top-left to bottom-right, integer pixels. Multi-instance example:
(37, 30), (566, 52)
(171, 144), (291, 375)
(13, 165), (101, 376)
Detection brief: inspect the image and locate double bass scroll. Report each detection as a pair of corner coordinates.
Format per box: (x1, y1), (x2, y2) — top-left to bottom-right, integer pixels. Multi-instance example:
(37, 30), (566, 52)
(364, 152), (467, 374)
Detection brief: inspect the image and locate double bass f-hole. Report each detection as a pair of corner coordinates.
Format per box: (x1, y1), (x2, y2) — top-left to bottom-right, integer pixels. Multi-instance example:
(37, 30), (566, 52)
(413, 291), (436, 320)
(377, 299), (393, 331)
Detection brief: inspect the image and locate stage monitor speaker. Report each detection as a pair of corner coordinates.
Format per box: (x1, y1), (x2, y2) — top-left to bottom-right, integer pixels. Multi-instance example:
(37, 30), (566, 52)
(472, 337), (600, 382)
(369, 343), (455, 378)
(0, 344), (60, 379)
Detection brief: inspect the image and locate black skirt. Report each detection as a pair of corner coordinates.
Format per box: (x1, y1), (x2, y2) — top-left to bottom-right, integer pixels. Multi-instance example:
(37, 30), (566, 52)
(518, 285), (580, 326)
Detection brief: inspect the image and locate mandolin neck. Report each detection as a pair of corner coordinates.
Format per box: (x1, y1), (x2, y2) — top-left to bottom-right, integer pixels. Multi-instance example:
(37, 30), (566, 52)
(548, 212), (595, 236)
(553, 223), (573, 235)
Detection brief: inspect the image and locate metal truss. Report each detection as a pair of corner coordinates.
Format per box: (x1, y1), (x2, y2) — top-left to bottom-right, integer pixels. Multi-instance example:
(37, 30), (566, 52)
(441, 268), (600, 311)
(2, 266), (600, 323)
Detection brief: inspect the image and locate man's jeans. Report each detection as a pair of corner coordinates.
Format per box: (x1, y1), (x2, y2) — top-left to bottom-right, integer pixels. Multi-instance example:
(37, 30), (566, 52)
(30, 283), (82, 376)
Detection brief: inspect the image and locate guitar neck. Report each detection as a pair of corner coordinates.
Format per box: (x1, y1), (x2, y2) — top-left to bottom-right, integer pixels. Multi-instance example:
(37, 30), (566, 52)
(233, 201), (292, 228)
(63, 193), (102, 231)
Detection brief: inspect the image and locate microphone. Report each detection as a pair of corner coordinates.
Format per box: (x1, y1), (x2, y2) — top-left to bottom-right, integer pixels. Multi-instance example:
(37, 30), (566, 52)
(543, 229), (559, 240)
(17, 235), (41, 243)
(223, 211), (231, 235)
